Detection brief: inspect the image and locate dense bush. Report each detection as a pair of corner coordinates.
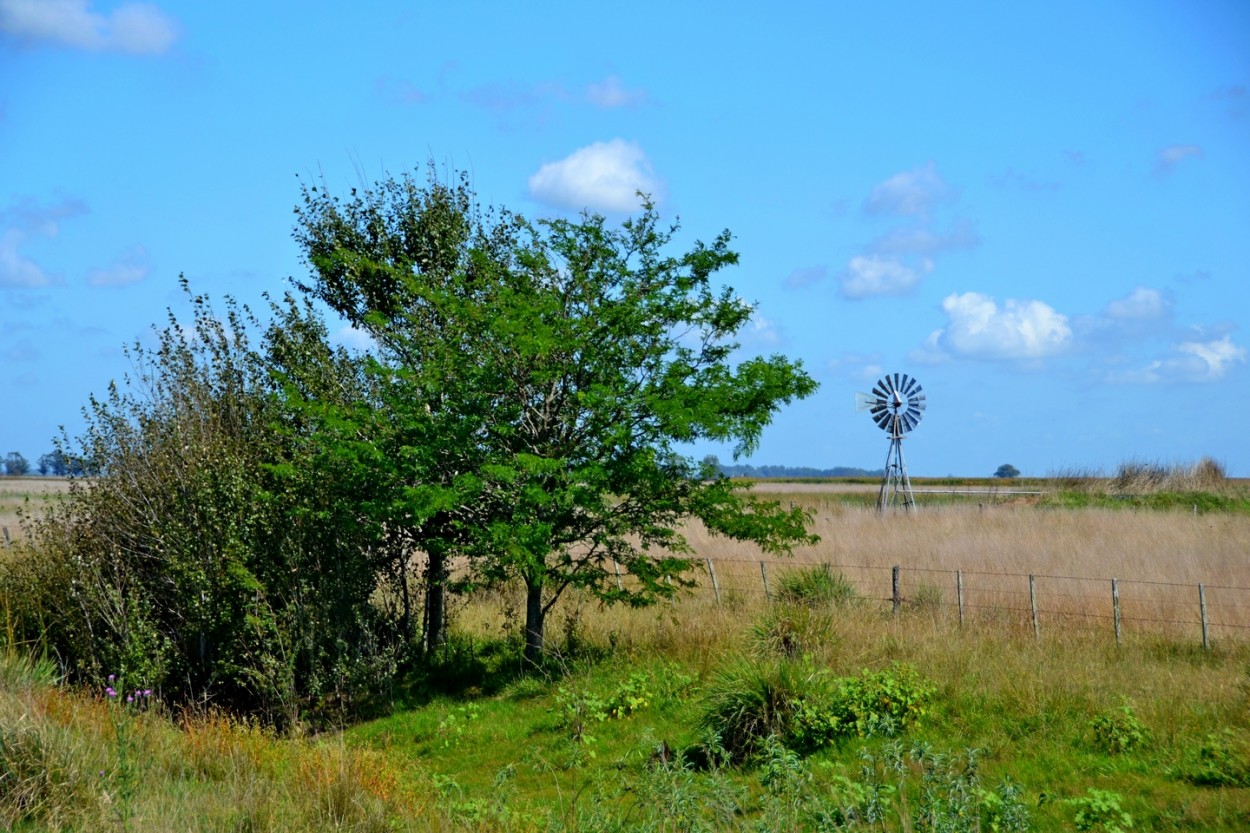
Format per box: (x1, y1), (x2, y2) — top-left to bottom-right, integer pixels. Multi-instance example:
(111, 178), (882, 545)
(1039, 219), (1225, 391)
(0, 286), (408, 724)
(775, 565), (859, 607)
(698, 660), (934, 762)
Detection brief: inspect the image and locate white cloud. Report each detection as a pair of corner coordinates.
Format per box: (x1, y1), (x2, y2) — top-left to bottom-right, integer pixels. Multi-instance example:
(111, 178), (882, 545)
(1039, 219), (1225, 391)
(923, 291), (1072, 361)
(527, 140), (665, 213)
(586, 75), (646, 108)
(1154, 144), (1204, 175)
(1114, 335), (1246, 384)
(0, 0), (179, 54)
(87, 244), (150, 286)
(863, 162), (952, 217)
(0, 196), (87, 287)
(1177, 335), (1245, 380)
(1104, 286), (1170, 322)
(839, 255), (931, 299)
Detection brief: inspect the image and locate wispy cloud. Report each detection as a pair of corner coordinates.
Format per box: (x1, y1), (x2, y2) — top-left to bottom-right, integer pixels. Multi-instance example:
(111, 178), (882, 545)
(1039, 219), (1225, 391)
(863, 162), (952, 217)
(839, 255), (930, 300)
(915, 291), (1072, 362)
(1154, 144), (1204, 176)
(1112, 334), (1246, 384)
(87, 244), (150, 287)
(586, 75), (647, 108)
(868, 220), (980, 257)
(841, 164), (974, 299)
(527, 139), (665, 213)
(0, 0), (179, 54)
(1104, 286), (1171, 323)
(0, 196), (87, 288)
(783, 265), (826, 290)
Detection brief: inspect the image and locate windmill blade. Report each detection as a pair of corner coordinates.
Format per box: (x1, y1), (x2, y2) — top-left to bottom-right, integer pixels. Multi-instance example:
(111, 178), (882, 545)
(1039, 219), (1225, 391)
(900, 373), (912, 395)
(855, 391), (883, 412)
(900, 413), (916, 433)
(872, 379), (890, 399)
(893, 372), (902, 393)
(873, 411), (892, 430)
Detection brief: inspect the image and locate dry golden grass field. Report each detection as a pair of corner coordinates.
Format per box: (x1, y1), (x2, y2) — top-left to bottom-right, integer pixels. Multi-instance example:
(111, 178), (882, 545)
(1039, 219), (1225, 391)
(0, 476), (70, 536)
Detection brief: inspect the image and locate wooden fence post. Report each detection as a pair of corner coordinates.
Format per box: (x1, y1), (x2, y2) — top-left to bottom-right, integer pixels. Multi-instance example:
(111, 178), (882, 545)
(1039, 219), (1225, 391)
(892, 565), (901, 615)
(1029, 575), (1040, 639)
(706, 558), (721, 604)
(956, 570), (964, 626)
(612, 559), (623, 592)
(1199, 583), (1210, 650)
(1, 527), (9, 548)
(1112, 578), (1121, 645)
(760, 561), (771, 601)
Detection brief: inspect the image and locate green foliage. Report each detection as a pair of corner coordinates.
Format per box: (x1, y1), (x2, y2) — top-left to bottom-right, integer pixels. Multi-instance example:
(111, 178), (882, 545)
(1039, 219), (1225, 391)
(1179, 729), (1250, 787)
(1089, 700), (1150, 754)
(829, 663), (936, 739)
(699, 661), (935, 762)
(0, 283), (403, 724)
(293, 167), (820, 663)
(776, 565), (859, 607)
(994, 464), (1021, 479)
(1067, 788), (1133, 833)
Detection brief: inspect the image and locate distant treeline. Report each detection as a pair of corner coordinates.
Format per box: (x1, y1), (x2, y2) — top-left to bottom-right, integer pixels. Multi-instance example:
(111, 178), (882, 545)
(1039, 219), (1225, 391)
(719, 464), (884, 479)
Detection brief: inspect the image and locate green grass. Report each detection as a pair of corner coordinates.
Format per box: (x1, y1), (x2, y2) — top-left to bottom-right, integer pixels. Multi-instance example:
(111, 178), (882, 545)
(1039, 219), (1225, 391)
(4, 598), (1250, 831)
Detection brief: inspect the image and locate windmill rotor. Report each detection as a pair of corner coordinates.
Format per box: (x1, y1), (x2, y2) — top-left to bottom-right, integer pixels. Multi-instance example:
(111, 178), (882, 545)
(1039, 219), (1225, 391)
(856, 372), (926, 513)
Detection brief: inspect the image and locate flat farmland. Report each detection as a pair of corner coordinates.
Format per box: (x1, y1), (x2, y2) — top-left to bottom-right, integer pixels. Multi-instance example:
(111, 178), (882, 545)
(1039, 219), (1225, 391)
(0, 477), (70, 533)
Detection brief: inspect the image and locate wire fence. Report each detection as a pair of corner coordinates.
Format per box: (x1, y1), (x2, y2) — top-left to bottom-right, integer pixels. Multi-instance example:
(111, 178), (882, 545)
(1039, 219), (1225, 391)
(3, 523), (1243, 647)
(685, 556), (1248, 648)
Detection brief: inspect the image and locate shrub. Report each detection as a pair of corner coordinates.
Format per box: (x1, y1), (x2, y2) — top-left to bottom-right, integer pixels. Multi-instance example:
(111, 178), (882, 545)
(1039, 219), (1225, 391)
(1179, 729), (1250, 787)
(697, 660), (825, 762)
(1067, 788), (1133, 833)
(750, 605), (837, 660)
(776, 565), (858, 607)
(1090, 699), (1150, 754)
(698, 661), (935, 762)
(0, 286), (405, 725)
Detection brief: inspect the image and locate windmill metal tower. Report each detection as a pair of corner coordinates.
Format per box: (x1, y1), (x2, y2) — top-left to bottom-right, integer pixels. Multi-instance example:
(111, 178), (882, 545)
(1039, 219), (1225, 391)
(855, 373), (926, 513)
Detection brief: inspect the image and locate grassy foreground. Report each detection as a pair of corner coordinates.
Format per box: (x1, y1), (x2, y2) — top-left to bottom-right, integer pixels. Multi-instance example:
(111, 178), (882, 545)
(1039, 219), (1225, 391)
(4, 589), (1250, 832)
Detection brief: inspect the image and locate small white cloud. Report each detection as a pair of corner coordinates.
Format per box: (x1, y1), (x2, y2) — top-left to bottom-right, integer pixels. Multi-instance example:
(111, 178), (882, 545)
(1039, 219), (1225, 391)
(924, 291), (1072, 361)
(741, 310), (782, 349)
(1155, 144), (1204, 175)
(0, 0), (179, 54)
(863, 162), (952, 217)
(1177, 335), (1246, 380)
(586, 75), (646, 108)
(1104, 287), (1170, 322)
(527, 139), (665, 213)
(87, 244), (150, 286)
(783, 265), (826, 290)
(839, 255), (931, 299)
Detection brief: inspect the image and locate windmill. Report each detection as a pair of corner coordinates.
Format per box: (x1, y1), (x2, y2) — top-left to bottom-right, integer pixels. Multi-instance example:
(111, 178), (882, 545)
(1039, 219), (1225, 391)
(855, 372), (926, 513)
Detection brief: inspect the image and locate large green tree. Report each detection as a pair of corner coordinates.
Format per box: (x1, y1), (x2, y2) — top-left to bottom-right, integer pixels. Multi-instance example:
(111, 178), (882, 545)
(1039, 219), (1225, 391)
(293, 169), (820, 663)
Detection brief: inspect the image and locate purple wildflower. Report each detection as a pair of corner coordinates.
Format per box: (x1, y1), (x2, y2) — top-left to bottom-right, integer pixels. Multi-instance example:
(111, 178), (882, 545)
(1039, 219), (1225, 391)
(105, 687), (117, 697)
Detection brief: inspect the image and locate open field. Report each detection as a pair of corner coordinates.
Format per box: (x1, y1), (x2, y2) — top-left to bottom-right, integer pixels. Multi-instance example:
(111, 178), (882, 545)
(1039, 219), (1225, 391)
(4, 478), (1250, 830)
(0, 476), (70, 532)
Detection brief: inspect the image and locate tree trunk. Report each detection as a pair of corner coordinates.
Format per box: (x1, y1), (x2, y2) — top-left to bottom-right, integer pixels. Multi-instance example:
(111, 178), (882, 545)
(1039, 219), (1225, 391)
(425, 550), (447, 651)
(524, 577), (544, 665)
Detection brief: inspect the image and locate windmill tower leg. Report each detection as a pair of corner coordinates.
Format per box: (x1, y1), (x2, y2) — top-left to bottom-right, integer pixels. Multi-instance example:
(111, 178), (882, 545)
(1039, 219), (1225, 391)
(877, 435), (917, 514)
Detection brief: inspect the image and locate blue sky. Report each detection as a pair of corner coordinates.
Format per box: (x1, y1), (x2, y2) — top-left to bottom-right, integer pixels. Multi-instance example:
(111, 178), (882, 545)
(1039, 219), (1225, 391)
(2, 1), (1248, 477)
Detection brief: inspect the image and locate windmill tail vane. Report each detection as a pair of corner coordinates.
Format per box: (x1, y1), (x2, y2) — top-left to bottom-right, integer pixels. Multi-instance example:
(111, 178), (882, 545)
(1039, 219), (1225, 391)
(855, 372), (926, 513)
